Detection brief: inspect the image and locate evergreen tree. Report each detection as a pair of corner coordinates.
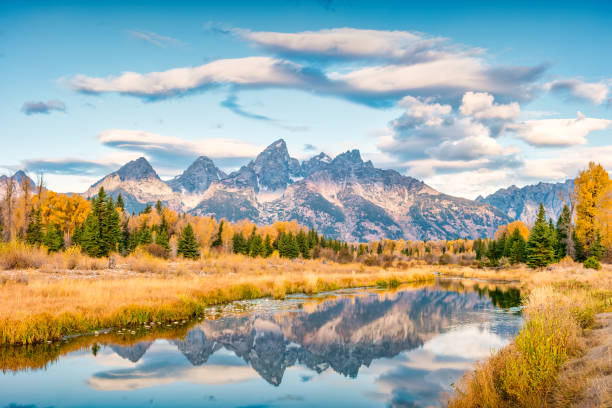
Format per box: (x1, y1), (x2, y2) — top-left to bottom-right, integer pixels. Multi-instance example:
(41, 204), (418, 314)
(496, 232), (507, 259)
(548, 219), (559, 260)
(232, 232), (248, 255)
(526, 204), (555, 268)
(248, 232), (265, 257)
(80, 213), (100, 256)
(474, 238), (484, 260)
(116, 194), (125, 210)
(25, 209), (43, 246)
(555, 204), (572, 259)
(155, 200), (163, 214)
(285, 233), (300, 259)
(138, 224), (153, 246)
(43, 224), (64, 252)
(508, 228), (527, 264)
(573, 230), (586, 262)
(80, 188), (121, 257)
(141, 204), (152, 214)
(307, 228), (319, 249)
(177, 224), (200, 259)
(155, 218), (170, 254)
(296, 230), (310, 258)
(486, 240), (498, 264)
(211, 220), (224, 248)
(118, 221), (130, 255)
(589, 230), (605, 260)
(264, 235), (274, 257)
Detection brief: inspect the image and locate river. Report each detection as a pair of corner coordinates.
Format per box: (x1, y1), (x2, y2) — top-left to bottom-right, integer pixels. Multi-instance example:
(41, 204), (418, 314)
(0, 278), (523, 408)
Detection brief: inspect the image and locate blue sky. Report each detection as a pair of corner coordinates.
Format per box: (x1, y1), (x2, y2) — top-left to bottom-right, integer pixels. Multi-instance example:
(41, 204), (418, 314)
(1, 0), (611, 198)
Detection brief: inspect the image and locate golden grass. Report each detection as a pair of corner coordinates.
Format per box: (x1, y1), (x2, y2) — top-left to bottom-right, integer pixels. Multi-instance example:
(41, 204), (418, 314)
(0, 254), (435, 345)
(447, 267), (612, 408)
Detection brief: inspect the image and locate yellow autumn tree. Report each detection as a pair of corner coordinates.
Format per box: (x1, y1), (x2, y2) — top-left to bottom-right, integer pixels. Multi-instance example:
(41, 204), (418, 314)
(574, 162), (611, 249)
(35, 192), (91, 236)
(494, 220), (530, 240)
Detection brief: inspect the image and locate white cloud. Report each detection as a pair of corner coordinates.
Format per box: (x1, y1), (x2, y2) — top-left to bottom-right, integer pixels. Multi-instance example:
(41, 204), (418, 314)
(70, 57), (320, 97)
(545, 78), (610, 105)
(98, 129), (262, 160)
(520, 145), (612, 180)
(509, 112), (611, 147)
(332, 56), (539, 99)
(459, 91), (520, 120)
(396, 96), (452, 127)
(126, 30), (185, 48)
(239, 27), (456, 62)
(68, 28), (545, 103)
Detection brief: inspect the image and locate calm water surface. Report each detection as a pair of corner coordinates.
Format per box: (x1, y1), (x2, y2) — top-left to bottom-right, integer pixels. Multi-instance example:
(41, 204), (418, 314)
(0, 279), (522, 408)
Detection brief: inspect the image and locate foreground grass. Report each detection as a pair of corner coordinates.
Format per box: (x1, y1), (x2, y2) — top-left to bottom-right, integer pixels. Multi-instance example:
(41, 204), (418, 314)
(448, 264), (612, 408)
(0, 254), (434, 345)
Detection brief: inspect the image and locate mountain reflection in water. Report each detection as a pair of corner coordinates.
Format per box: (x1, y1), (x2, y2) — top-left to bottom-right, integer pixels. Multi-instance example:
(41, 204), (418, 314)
(0, 281), (523, 408)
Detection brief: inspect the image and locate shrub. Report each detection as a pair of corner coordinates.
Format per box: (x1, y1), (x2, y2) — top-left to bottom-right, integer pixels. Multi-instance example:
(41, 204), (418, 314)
(0, 241), (46, 270)
(583, 256), (600, 270)
(438, 253), (452, 265)
(142, 243), (169, 259)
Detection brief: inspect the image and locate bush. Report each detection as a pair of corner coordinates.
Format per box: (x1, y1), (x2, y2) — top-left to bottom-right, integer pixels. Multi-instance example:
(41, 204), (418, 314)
(0, 241), (46, 270)
(583, 256), (600, 270)
(438, 253), (452, 265)
(142, 243), (169, 259)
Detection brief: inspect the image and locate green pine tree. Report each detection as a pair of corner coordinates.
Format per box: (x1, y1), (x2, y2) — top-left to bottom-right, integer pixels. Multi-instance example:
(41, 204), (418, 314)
(116, 193), (125, 210)
(155, 219), (170, 254)
(573, 230), (586, 262)
(232, 232), (248, 255)
(526, 203), (555, 269)
(26, 209), (44, 246)
(296, 230), (310, 259)
(588, 230), (605, 260)
(248, 233), (265, 257)
(263, 235), (274, 257)
(138, 224), (153, 246)
(285, 233), (300, 259)
(177, 224), (200, 259)
(508, 228), (527, 264)
(43, 223), (64, 252)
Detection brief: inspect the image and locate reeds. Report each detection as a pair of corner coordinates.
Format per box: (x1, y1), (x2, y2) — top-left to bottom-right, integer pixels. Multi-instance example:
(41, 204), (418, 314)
(0, 256), (434, 345)
(447, 272), (612, 408)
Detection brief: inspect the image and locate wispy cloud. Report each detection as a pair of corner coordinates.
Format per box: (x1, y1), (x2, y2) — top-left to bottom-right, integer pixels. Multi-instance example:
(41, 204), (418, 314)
(21, 99), (66, 115)
(68, 28), (545, 104)
(22, 152), (140, 175)
(97, 129), (262, 168)
(126, 30), (185, 48)
(544, 78), (610, 105)
(220, 94), (272, 121)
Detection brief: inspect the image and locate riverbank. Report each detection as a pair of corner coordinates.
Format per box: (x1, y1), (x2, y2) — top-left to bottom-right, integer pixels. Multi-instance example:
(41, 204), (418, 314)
(0, 255), (436, 345)
(447, 263), (612, 408)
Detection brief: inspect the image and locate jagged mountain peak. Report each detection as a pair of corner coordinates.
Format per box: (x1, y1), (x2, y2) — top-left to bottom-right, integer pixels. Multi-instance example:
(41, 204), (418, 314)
(167, 156), (226, 194)
(302, 152), (332, 176)
(114, 157), (159, 182)
(224, 139), (302, 192)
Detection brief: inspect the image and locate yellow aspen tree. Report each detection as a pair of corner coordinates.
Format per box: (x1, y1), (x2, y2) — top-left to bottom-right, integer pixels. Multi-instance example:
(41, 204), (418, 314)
(575, 162), (611, 249)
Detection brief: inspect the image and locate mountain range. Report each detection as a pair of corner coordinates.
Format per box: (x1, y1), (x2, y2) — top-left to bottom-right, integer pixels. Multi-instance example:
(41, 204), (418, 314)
(84, 139), (511, 241)
(476, 179), (574, 225)
(0, 140), (577, 241)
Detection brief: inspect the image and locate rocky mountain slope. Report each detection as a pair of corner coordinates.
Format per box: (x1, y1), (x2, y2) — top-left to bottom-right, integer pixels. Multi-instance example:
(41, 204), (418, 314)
(0, 170), (36, 198)
(476, 179), (574, 225)
(83, 139), (510, 240)
(84, 157), (182, 213)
